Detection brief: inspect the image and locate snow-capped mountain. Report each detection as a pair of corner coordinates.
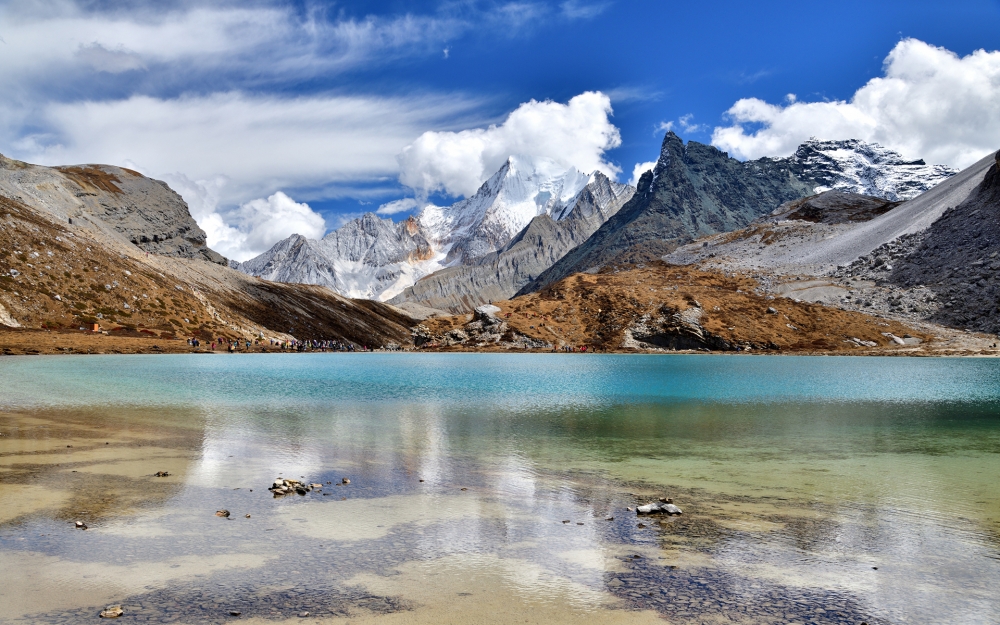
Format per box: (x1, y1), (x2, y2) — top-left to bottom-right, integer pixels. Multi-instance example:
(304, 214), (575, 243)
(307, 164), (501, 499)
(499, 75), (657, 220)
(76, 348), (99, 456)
(235, 214), (437, 300)
(236, 156), (630, 301)
(779, 138), (958, 201)
(419, 155), (593, 264)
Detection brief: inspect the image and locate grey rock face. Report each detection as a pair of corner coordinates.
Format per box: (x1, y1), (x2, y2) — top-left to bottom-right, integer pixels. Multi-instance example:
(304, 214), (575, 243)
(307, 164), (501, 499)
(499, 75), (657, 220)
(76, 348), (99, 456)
(390, 172), (633, 312)
(0, 154), (225, 264)
(774, 191), (902, 225)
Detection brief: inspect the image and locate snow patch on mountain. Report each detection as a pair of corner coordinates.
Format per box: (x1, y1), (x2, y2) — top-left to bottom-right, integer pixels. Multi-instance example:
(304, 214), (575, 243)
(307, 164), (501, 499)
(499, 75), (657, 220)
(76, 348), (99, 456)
(781, 139), (958, 201)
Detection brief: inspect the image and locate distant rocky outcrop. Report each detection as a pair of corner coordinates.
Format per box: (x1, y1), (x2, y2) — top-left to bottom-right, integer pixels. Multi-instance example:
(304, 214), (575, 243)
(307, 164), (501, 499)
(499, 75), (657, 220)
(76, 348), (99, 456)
(519, 133), (959, 295)
(0, 154), (225, 264)
(775, 191), (902, 225)
(389, 172), (633, 312)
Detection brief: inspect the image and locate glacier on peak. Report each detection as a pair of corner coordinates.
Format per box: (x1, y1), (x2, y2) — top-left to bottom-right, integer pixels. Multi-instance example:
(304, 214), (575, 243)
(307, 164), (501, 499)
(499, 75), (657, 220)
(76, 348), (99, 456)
(419, 154), (594, 264)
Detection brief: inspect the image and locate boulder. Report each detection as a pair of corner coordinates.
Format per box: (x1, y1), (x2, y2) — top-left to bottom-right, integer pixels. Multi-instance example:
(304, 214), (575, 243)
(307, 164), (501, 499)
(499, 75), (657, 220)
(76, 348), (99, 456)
(635, 501), (682, 515)
(474, 304), (502, 320)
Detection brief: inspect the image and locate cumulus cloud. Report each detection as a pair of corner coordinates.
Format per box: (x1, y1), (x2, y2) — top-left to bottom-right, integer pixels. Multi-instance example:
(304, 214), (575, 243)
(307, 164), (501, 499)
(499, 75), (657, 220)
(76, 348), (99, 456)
(376, 198), (420, 216)
(712, 38), (1000, 169)
(223, 192), (327, 262)
(398, 91), (622, 198)
(629, 161), (657, 186)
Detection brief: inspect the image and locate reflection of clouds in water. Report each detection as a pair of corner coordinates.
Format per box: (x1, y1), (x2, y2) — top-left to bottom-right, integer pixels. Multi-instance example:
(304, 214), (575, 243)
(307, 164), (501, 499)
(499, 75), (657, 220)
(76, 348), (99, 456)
(712, 501), (1000, 624)
(191, 407), (323, 488)
(396, 404), (449, 484)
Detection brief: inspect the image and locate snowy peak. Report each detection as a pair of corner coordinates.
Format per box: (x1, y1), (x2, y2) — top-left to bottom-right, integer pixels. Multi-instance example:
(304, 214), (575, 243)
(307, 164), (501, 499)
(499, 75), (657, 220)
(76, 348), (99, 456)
(786, 138), (958, 201)
(553, 171), (633, 221)
(422, 155), (594, 264)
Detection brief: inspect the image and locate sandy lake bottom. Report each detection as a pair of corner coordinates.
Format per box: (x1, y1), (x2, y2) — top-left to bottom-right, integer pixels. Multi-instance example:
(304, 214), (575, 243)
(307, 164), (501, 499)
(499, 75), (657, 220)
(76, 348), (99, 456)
(1, 353), (998, 624)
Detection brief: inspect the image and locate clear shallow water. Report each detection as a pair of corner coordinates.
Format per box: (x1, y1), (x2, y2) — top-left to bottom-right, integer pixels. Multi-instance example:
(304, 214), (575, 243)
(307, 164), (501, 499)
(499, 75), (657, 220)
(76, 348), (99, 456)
(0, 354), (998, 625)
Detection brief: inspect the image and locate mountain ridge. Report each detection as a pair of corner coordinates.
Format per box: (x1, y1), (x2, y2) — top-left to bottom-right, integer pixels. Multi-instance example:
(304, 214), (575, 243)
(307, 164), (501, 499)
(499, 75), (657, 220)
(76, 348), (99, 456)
(517, 133), (958, 295)
(236, 156), (631, 302)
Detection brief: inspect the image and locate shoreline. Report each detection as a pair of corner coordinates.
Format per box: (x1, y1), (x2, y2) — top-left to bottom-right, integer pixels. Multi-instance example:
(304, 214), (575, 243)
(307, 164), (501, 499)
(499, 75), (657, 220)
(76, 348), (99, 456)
(2, 327), (999, 357)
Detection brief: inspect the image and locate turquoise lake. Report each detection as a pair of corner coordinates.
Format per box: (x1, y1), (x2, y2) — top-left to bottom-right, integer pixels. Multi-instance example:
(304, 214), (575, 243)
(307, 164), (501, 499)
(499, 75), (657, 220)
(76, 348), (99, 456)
(0, 354), (998, 625)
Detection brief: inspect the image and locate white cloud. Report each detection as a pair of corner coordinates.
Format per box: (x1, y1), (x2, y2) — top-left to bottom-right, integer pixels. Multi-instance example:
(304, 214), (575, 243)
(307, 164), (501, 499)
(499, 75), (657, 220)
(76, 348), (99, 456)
(678, 114), (702, 133)
(376, 198), (420, 215)
(712, 38), (1000, 169)
(397, 91), (622, 198)
(629, 161), (657, 186)
(0, 3), (467, 93)
(560, 1), (611, 19)
(14, 92), (483, 207)
(74, 43), (147, 74)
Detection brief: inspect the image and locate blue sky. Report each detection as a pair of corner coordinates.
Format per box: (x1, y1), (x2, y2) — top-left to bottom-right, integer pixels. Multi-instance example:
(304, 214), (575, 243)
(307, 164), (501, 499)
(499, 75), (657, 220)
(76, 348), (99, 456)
(2, 0), (1000, 259)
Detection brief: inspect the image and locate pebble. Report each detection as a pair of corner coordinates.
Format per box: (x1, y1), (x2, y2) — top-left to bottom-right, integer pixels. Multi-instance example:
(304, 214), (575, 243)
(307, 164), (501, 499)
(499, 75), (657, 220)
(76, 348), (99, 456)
(228, 610), (241, 616)
(75, 521), (87, 530)
(215, 510), (230, 518)
(341, 478), (350, 485)
(99, 605), (123, 618)
(298, 611), (310, 617)
(154, 471), (170, 477)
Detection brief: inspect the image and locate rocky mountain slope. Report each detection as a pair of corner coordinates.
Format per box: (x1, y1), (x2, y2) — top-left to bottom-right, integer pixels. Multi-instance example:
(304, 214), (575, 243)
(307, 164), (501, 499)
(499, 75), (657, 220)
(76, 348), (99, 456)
(237, 156), (632, 302)
(0, 160), (415, 351)
(661, 148), (1000, 336)
(414, 263), (930, 353)
(876, 150), (1000, 333)
(0, 154), (226, 265)
(388, 172), (633, 312)
(519, 134), (958, 296)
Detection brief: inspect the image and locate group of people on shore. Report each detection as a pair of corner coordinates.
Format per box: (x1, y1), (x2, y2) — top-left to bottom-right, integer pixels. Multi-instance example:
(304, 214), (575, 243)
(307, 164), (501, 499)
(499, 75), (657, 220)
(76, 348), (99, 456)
(185, 336), (365, 353)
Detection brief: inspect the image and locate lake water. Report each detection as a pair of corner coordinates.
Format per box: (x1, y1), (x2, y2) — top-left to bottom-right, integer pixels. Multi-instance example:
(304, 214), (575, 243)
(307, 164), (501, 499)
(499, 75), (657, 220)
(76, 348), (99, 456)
(0, 354), (998, 625)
